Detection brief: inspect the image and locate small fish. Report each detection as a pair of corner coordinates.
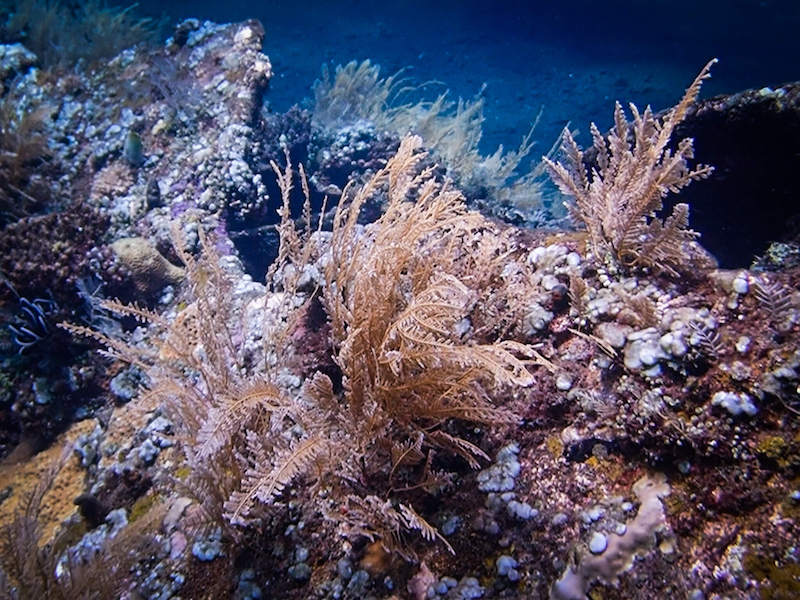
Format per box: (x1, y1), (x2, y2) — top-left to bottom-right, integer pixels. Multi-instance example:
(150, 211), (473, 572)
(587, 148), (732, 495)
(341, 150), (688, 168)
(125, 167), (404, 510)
(146, 177), (162, 208)
(124, 129), (145, 166)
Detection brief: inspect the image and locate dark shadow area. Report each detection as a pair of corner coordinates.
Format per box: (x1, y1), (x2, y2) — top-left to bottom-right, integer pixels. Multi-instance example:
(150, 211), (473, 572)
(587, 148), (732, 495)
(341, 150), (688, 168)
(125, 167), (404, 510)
(674, 84), (800, 268)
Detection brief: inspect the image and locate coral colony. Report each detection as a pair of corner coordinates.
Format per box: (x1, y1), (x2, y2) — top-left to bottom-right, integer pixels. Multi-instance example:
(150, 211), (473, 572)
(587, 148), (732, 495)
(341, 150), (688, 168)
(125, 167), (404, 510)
(1, 3), (800, 600)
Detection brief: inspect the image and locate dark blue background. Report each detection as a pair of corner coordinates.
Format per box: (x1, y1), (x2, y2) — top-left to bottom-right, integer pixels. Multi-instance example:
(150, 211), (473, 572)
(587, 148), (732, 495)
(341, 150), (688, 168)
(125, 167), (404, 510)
(137, 0), (799, 156)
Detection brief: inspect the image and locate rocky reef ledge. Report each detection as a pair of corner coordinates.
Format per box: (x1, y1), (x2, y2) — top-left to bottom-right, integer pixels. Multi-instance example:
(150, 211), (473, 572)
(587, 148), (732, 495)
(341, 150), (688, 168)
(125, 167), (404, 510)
(0, 18), (799, 600)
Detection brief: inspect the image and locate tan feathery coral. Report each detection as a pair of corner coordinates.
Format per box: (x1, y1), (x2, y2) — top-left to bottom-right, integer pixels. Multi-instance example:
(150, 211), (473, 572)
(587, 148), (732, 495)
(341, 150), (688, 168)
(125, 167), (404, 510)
(544, 59), (718, 276)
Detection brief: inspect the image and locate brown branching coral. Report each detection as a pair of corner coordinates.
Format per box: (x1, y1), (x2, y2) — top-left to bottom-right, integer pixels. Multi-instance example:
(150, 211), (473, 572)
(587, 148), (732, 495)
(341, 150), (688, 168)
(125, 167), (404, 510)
(65, 223), (283, 538)
(544, 59), (718, 276)
(1, 0), (162, 69)
(223, 136), (541, 555)
(66, 136), (542, 561)
(324, 134), (536, 451)
(0, 102), (53, 226)
(312, 59), (553, 218)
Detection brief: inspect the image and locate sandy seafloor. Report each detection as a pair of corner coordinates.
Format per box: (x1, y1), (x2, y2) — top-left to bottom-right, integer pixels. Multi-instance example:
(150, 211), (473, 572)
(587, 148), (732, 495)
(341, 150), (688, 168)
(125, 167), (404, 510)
(137, 0), (800, 154)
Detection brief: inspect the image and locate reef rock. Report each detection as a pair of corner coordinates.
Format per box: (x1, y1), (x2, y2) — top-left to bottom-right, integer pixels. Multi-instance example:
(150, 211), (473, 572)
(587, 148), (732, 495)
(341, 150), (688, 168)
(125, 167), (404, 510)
(111, 237), (184, 300)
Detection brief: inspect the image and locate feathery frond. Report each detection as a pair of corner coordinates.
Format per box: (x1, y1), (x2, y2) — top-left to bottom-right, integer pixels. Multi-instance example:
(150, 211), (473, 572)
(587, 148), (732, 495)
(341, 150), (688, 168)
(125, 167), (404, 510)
(544, 59), (718, 276)
(65, 135), (545, 561)
(195, 381), (288, 460)
(325, 137), (536, 447)
(225, 434), (329, 525)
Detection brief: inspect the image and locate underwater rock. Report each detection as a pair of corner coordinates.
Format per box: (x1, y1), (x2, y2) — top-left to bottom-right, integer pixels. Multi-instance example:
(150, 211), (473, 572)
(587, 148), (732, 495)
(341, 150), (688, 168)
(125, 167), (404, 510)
(0, 43), (37, 80)
(674, 82), (800, 268)
(110, 237), (184, 300)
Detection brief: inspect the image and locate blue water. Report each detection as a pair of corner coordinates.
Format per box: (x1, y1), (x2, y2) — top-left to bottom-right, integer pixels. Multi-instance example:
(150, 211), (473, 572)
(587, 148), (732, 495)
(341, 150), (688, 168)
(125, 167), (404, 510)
(138, 0), (799, 153)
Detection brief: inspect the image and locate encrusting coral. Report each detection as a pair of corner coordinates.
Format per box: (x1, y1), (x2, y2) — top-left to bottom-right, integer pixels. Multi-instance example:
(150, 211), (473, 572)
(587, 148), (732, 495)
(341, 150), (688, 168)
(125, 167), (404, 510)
(0, 419), (167, 600)
(109, 237), (184, 302)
